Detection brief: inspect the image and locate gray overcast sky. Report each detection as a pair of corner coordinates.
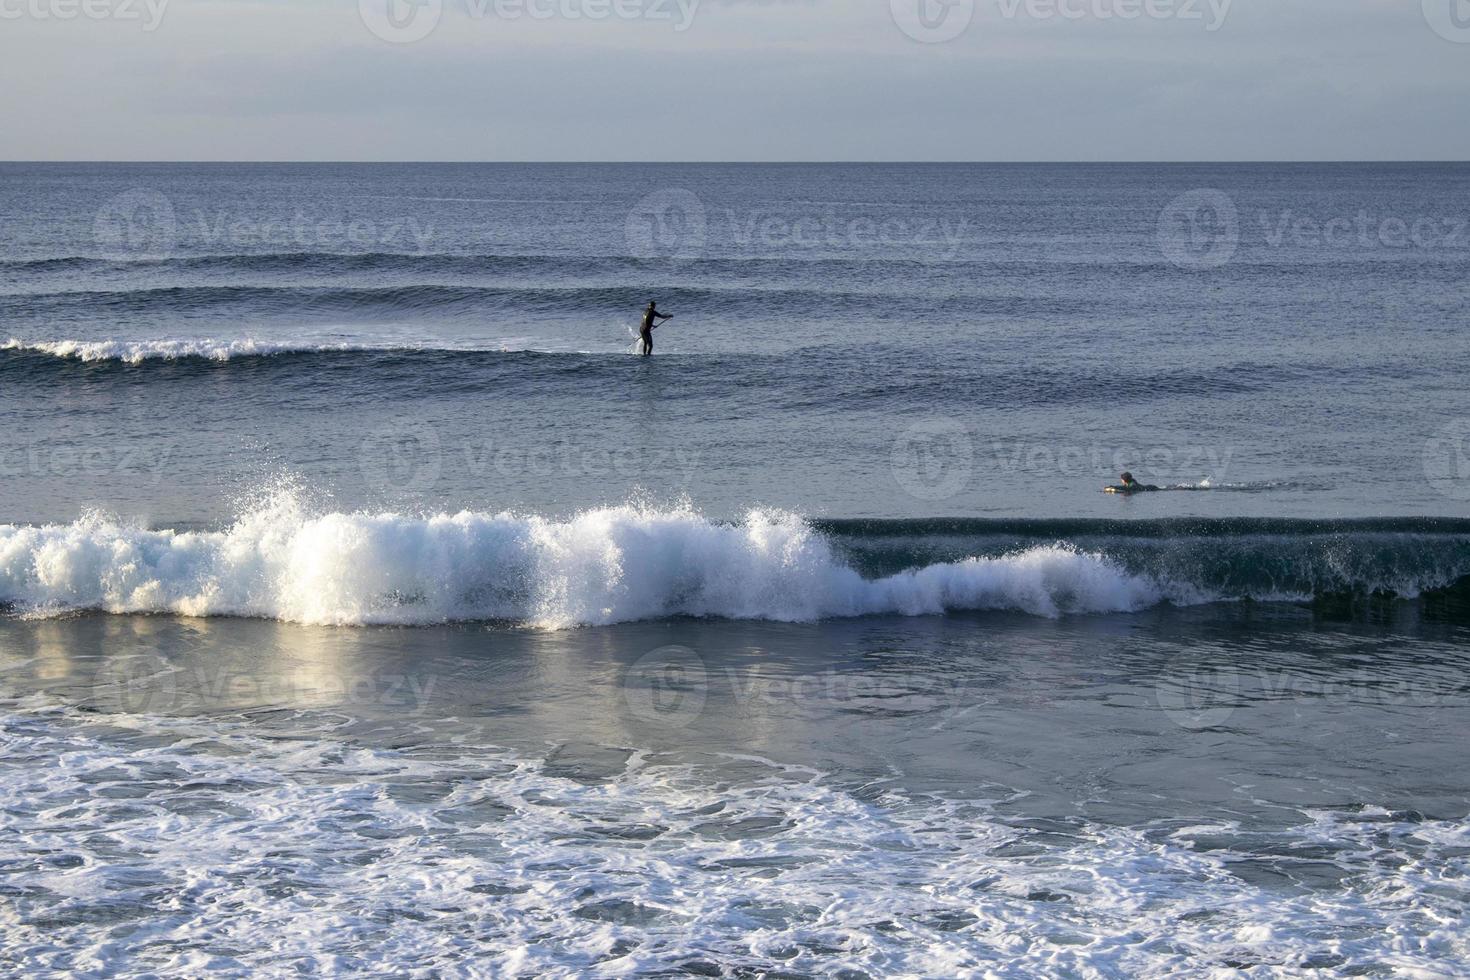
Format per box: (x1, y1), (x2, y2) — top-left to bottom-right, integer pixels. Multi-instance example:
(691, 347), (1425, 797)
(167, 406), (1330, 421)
(1, 0), (1467, 160)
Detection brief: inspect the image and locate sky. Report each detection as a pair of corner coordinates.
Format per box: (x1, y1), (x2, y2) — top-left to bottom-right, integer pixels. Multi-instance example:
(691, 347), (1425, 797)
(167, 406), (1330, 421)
(1, 0), (1467, 160)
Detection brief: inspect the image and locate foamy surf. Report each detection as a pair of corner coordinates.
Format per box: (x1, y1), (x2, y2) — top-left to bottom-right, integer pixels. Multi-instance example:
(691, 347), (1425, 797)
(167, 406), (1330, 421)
(0, 336), (616, 364)
(2, 704), (1464, 977)
(0, 497), (1183, 627)
(1, 337), (364, 364)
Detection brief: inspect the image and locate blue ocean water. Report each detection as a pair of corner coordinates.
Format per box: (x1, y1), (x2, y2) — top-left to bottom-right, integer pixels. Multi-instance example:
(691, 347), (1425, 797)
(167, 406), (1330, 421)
(1, 163), (1469, 975)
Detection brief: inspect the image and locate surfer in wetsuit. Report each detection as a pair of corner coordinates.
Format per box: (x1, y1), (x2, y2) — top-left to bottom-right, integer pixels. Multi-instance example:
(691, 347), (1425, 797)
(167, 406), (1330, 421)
(640, 300), (673, 356)
(1107, 471), (1162, 494)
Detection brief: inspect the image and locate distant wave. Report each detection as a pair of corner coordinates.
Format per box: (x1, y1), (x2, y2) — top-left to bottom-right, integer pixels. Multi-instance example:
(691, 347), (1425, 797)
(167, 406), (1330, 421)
(0, 337), (595, 364)
(0, 282), (964, 323)
(0, 337), (1289, 410)
(2, 283), (644, 317)
(1, 337), (367, 364)
(2, 498), (1467, 628)
(0, 251), (950, 276)
(1, 250), (1457, 278)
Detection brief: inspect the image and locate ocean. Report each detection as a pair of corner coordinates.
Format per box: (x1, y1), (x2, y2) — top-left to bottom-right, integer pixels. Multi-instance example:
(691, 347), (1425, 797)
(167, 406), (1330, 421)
(1, 162), (1468, 975)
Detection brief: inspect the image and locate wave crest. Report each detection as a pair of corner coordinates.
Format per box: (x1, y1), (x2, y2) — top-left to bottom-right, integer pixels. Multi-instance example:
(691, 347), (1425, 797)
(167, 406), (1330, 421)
(4, 499), (1468, 628)
(0, 498), (1169, 627)
(1, 337), (364, 364)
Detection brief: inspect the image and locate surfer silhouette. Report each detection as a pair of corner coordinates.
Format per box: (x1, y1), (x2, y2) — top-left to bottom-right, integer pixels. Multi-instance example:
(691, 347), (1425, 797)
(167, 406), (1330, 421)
(640, 300), (673, 356)
(1106, 471), (1161, 495)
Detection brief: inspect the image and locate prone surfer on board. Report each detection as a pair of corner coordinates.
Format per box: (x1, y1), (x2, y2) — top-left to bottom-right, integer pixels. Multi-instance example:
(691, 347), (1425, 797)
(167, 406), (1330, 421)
(1105, 471), (1161, 495)
(640, 300), (673, 356)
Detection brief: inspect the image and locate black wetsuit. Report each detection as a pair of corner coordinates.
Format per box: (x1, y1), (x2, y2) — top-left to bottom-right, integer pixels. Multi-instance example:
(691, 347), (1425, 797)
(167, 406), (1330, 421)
(640, 307), (669, 356)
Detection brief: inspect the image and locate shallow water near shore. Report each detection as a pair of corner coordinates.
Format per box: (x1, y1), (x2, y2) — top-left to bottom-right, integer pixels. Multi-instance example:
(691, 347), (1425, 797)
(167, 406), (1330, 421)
(3, 605), (1469, 975)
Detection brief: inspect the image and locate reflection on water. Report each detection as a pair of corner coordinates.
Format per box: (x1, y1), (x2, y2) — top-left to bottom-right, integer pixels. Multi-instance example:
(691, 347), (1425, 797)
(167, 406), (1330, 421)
(1, 605), (1467, 974)
(3, 605), (1467, 816)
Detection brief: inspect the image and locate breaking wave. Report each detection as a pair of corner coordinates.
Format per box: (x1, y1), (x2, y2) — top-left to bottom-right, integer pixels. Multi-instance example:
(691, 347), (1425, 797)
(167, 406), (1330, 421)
(2, 496), (1467, 627)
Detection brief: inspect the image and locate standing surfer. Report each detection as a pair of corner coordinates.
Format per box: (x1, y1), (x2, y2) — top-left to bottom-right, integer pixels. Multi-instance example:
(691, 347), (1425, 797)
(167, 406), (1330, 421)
(640, 300), (673, 356)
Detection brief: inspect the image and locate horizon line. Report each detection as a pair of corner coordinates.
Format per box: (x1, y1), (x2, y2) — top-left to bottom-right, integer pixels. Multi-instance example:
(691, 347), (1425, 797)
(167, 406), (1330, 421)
(3, 159), (1470, 166)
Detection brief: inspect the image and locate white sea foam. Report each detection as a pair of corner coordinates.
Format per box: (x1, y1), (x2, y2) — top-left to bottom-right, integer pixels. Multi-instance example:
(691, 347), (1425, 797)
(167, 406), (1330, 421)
(2, 336), (602, 363)
(0, 494), (1181, 627)
(0, 704), (1465, 976)
(1, 336), (361, 364)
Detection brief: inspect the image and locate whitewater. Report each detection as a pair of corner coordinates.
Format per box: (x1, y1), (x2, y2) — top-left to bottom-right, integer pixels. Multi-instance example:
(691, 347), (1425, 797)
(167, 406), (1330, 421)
(0, 336), (587, 364)
(6, 492), (1470, 628)
(0, 495), (1174, 627)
